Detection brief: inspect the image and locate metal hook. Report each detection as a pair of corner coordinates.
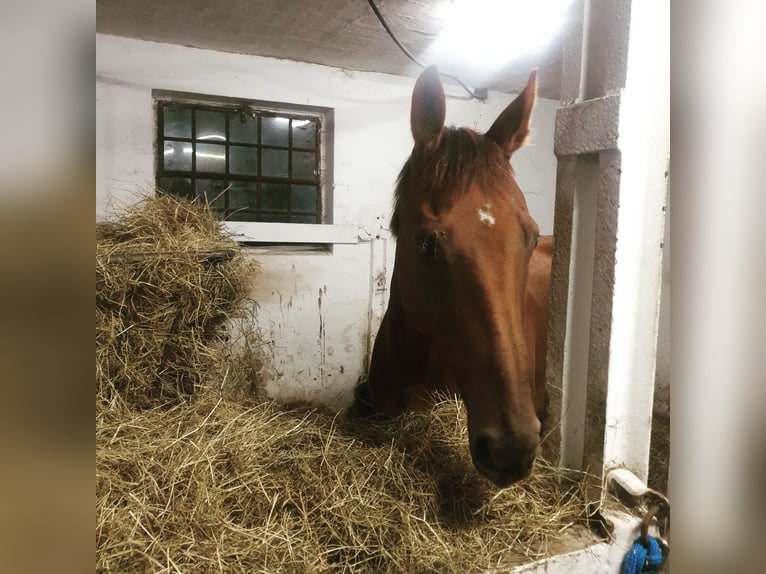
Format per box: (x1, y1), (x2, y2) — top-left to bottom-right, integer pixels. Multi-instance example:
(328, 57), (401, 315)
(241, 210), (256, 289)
(641, 503), (670, 568)
(640, 504), (660, 547)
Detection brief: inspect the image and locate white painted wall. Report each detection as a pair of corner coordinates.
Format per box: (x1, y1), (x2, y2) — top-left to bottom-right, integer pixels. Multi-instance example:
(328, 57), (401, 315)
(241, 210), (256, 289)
(96, 34), (559, 410)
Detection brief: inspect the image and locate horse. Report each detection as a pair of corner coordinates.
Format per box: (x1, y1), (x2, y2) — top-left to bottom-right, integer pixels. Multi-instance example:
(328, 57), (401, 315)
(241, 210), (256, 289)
(353, 65), (553, 488)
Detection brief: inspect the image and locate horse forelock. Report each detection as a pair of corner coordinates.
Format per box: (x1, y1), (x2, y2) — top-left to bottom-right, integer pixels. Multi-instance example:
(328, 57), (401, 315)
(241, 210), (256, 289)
(390, 127), (514, 236)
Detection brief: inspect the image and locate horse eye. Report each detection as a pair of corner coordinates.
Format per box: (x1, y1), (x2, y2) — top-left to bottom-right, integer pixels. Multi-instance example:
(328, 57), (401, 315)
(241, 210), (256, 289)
(418, 233), (439, 258)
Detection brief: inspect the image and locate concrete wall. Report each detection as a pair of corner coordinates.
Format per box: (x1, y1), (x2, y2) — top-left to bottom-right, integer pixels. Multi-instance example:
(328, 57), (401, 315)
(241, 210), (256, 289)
(96, 34), (559, 410)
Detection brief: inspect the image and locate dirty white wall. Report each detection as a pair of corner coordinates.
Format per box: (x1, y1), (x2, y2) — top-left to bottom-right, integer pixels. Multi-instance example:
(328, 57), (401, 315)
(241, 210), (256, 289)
(96, 33), (559, 410)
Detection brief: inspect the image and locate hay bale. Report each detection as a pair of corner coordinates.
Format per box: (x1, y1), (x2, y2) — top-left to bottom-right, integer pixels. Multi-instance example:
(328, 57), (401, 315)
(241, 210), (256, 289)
(96, 194), (258, 407)
(97, 392), (594, 573)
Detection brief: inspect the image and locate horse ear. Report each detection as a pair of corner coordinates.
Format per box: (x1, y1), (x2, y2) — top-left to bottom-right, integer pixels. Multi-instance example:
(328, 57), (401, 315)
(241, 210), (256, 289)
(486, 69), (537, 158)
(411, 65), (445, 151)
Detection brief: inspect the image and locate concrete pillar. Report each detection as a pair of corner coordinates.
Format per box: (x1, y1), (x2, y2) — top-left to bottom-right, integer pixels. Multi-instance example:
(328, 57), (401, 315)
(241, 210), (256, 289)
(544, 0), (669, 502)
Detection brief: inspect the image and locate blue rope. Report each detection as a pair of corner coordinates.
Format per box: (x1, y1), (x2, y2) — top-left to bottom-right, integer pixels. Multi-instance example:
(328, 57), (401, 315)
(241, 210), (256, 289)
(621, 536), (664, 574)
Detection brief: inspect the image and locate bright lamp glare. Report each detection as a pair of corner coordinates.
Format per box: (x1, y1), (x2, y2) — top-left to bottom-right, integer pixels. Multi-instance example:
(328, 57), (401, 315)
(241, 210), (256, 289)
(432, 0), (573, 70)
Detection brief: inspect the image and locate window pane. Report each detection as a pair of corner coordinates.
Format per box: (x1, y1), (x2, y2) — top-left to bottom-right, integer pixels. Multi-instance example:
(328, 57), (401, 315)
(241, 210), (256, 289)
(262, 116), (289, 146)
(196, 143), (226, 173)
(228, 181), (258, 212)
(196, 110), (226, 142)
(259, 213), (290, 223)
(163, 106), (191, 138)
(229, 112), (258, 144)
(235, 212), (260, 222)
(292, 119), (316, 148)
(290, 214), (317, 224)
(163, 141), (192, 171)
(195, 179), (228, 210)
(292, 151), (316, 180)
(159, 103), (326, 233)
(262, 149), (288, 178)
(160, 177), (193, 199)
(291, 185), (317, 212)
(230, 146), (258, 175)
(261, 183), (288, 211)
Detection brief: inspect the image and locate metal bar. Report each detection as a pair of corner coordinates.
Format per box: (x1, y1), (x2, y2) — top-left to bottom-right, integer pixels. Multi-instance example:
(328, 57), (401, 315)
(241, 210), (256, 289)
(559, 0), (587, 104)
(561, 154), (600, 471)
(580, 149), (621, 503)
(541, 157), (575, 465)
(159, 171), (318, 186)
(602, 0), (669, 481)
(223, 222), (361, 245)
(160, 137), (315, 153)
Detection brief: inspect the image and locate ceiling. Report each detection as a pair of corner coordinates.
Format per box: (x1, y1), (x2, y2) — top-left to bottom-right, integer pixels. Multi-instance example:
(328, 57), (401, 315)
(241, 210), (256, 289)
(97, 0), (573, 99)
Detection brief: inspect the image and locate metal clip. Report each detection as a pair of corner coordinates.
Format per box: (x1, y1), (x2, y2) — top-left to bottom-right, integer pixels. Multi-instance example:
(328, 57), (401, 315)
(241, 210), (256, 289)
(641, 504), (670, 572)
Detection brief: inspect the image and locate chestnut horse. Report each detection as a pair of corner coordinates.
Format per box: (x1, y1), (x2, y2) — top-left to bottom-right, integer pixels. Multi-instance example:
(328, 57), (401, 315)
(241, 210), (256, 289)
(354, 65), (552, 488)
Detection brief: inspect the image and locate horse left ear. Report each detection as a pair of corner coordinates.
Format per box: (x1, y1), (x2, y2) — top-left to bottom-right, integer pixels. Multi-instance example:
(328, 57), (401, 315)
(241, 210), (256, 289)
(486, 69), (537, 158)
(411, 65), (446, 151)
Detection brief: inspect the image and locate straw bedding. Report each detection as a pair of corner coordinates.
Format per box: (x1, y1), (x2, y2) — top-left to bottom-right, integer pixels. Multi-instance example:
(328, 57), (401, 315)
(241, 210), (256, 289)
(96, 195), (595, 573)
(648, 410), (670, 494)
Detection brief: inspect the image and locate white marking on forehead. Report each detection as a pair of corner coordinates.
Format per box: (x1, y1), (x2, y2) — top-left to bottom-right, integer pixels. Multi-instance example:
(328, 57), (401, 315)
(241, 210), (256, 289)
(478, 205), (495, 227)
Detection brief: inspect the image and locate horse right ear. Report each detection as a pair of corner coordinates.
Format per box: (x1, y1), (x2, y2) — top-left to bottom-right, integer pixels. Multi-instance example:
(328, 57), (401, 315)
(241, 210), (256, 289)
(411, 65), (445, 151)
(486, 69), (537, 158)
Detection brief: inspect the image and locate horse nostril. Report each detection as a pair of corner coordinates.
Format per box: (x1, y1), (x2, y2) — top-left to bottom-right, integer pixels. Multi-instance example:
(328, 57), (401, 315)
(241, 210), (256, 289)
(473, 435), (495, 471)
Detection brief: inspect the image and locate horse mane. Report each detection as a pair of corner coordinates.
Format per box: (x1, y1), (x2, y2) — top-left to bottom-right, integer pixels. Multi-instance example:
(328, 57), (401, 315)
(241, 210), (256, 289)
(390, 127), (513, 236)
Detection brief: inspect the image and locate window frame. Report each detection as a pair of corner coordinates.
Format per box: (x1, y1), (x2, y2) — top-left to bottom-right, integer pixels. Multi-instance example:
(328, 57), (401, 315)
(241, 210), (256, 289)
(153, 90), (335, 232)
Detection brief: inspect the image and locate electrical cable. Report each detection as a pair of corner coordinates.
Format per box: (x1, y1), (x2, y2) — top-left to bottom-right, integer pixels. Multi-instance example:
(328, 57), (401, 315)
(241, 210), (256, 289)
(365, 0), (487, 101)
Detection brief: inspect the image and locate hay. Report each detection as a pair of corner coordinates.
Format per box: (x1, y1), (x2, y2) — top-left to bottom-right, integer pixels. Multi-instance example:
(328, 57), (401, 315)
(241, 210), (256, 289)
(96, 194), (259, 407)
(95, 194), (596, 573)
(649, 409), (670, 494)
(97, 394), (593, 573)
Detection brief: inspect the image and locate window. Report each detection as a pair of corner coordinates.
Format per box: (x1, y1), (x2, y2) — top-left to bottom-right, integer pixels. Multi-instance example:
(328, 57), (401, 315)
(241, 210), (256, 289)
(155, 94), (331, 225)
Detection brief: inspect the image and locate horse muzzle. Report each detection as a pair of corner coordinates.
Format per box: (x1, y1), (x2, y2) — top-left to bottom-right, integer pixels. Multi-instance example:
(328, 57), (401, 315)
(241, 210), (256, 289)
(469, 424), (541, 487)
